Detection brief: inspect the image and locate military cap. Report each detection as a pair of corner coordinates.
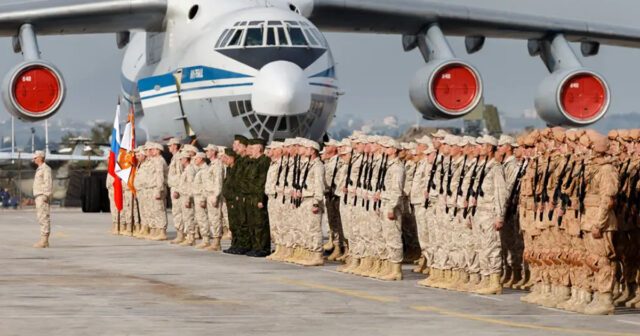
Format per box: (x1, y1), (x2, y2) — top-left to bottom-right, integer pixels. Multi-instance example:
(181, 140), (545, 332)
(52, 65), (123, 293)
(340, 138), (352, 147)
(462, 135), (477, 146)
(267, 141), (283, 149)
(416, 135), (433, 145)
(618, 129), (632, 142)
(248, 138), (266, 146)
(339, 146), (353, 155)
(458, 137), (469, 147)
(380, 137), (399, 149)
(146, 142), (164, 151)
(194, 152), (206, 159)
(33, 150), (45, 159)
(204, 144), (217, 152)
(477, 135), (498, 146)
(304, 139), (320, 151)
(539, 128), (552, 139)
(182, 144), (198, 153)
(324, 139), (339, 147)
(629, 129), (640, 141)
(607, 130), (619, 140)
(441, 134), (459, 145)
(579, 134), (591, 147)
(167, 138), (180, 146)
(179, 151), (191, 159)
(224, 148), (236, 157)
(590, 133), (609, 153)
(134, 146), (146, 154)
(217, 146), (227, 154)
(550, 127), (566, 142)
(234, 135), (249, 145)
(431, 129), (450, 138)
(283, 138), (294, 146)
(566, 130), (577, 142)
(402, 142), (417, 150)
(498, 135), (517, 147)
(423, 144), (437, 154)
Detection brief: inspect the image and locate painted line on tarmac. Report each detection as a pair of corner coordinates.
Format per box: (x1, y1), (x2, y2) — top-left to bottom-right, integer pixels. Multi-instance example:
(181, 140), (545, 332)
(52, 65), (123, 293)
(410, 306), (640, 336)
(470, 293), (503, 302)
(617, 320), (640, 327)
(267, 277), (399, 303)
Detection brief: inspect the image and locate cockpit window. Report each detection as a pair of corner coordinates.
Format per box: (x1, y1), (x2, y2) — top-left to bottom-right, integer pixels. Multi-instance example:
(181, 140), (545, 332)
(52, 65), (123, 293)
(216, 20), (326, 49)
(288, 27), (307, 46)
(245, 27), (264, 46)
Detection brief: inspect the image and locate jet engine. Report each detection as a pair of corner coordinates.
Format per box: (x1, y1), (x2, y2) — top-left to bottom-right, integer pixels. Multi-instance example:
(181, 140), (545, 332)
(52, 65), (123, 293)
(409, 59), (483, 120)
(534, 69), (609, 126)
(1, 60), (65, 122)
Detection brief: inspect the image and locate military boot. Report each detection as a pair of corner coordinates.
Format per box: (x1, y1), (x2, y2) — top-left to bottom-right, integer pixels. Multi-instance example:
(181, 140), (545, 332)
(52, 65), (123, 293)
(584, 292), (615, 315)
(379, 262), (403, 281)
(33, 234), (49, 248)
(284, 246), (299, 263)
(152, 229), (168, 241)
(460, 272), (481, 292)
(433, 270), (452, 289)
(534, 283), (555, 306)
(300, 252), (324, 266)
(125, 224), (134, 237)
(418, 268), (439, 287)
(546, 285), (571, 308)
(267, 245), (280, 260)
(557, 286), (579, 310)
(294, 249), (311, 265)
(454, 271), (470, 292)
(323, 236), (334, 252)
(501, 267), (511, 284)
(569, 289), (593, 313)
(139, 225), (150, 239)
(108, 222), (118, 235)
(133, 224), (141, 236)
(475, 274), (503, 295)
(179, 234), (195, 246)
(221, 227), (232, 240)
(412, 257), (426, 273)
(377, 260), (392, 279)
(512, 269), (529, 290)
(625, 284), (640, 308)
(362, 258), (380, 277)
(338, 257), (359, 273)
(326, 245), (342, 261)
(521, 283), (542, 303)
(505, 268), (522, 288)
(205, 237), (222, 251)
(119, 223), (131, 236)
(443, 270), (460, 290)
(146, 228), (156, 239)
(351, 257), (372, 275)
(170, 231), (185, 244)
(614, 282), (632, 306)
(336, 247), (349, 262)
(280, 246), (294, 261)
(195, 236), (211, 249)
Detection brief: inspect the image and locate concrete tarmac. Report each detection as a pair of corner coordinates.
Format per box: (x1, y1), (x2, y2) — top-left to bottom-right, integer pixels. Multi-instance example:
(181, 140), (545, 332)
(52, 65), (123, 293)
(1, 208), (640, 336)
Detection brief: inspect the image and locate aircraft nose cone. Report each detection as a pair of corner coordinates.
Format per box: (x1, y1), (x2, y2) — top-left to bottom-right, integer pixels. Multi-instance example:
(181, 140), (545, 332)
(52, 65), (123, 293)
(252, 61), (311, 116)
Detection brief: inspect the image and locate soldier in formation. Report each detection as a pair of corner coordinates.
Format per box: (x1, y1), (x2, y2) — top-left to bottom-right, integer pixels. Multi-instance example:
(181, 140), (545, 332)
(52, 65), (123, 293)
(32, 150), (52, 248)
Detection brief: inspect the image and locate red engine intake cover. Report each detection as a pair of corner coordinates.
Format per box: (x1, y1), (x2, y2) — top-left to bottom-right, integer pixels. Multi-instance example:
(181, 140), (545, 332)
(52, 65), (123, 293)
(560, 74), (607, 121)
(431, 64), (479, 112)
(13, 66), (61, 114)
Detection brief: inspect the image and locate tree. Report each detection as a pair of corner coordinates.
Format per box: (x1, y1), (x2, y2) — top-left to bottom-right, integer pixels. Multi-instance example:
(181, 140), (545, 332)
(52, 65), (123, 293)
(90, 123), (111, 145)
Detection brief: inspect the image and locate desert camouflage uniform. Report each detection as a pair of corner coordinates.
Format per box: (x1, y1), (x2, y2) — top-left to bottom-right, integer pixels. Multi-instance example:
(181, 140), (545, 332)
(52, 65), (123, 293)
(33, 162), (52, 235)
(168, 152), (184, 232)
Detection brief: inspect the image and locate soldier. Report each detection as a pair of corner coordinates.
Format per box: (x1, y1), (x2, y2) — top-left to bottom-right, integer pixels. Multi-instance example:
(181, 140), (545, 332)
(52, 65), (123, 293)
(401, 142), (421, 265)
(265, 141), (284, 259)
(335, 140), (355, 268)
(457, 136), (481, 291)
(203, 144), (225, 251)
(176, 150), (198, 246)
(245, 139), (270, 257)
(193, 152), (210, 248)
(223, 135), (251, 254)
(167, 138), (185, 244)
(323, 139), (344, 261)
(106, 173), (119, 235)
(416, 143), (440, 286)
(132, 146), (147, 239)
(32, 150), (52, 248)
(146, 142), (169, 241)
(217, 145), (232, 240)
(296, 139), (325, 266)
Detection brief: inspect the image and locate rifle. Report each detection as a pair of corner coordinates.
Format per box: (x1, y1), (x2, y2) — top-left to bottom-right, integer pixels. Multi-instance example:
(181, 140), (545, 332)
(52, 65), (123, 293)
(453, 155), (468, 216)
(281, 154), (291, 204)
(626, 167), (640, 217)
(506, 159), (527, 218)
(576, 161), (587, 218)
(291, 154), (300, 204)
(439, 156), (446, 195)
(424, 151), (440, 209)
(616, 158), (631, 214)
(557, 158), (577, 226)
(462, 159), (479, 218)
(353, 153), (366, 206)
(376, 154), (389, 211)
(549, 154), (571, 220)
(343, 149), (354, 205)
(329, 156), (339, 201)
(365, 154), (377, 210)
(445, 156), (453, 213)
(471, 157), (489, 216)
(297, 156), (311, 207)
(274, 155), (285, 199)
(538, 156), (552, 221)
(373, 154), (388, 211)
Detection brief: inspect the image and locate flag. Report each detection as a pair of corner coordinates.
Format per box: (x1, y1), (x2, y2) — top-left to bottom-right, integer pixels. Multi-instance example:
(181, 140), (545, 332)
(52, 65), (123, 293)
(117, 107), (137, 194)
(108, 103), (123, 211)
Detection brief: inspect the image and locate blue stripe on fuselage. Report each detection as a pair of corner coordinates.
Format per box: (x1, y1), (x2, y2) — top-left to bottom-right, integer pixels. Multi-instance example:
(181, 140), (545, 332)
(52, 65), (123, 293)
(137, 66), (253, 93)
(309, 66), (336, 79)
(141, 83), (254, 101)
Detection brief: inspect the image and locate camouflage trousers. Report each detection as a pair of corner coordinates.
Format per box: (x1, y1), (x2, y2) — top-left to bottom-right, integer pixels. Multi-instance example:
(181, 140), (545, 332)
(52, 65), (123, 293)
(222, 199), (229, 232)
(122, 189), (134, 226)
(432, 203), (451, 270)
(413, 203), (429, 261)
(500, 211), (524, 272)
(170, 187), (183, 232)
(381, 201), (403, 263)
(150, 190), (167, 230)
(300, 198), (323, 252)
(339, 199), (353, 249)
(280, 198), (296, 248)
(181, 196), (196, 235)
(423, 201), (439, 268)
(207, 195), (223, 238)
(267, 195), (281, 244)
(325, 196), (344, 248)
(583, 231), (616, 293)
(195, 196), (209, 237)
(35, 195), (50, 236)
(108, 188), (118, 226)
(475, 209), (502, 276)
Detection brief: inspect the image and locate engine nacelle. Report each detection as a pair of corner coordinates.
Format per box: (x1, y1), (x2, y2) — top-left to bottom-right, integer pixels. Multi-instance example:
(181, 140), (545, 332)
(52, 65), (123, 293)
(535, 69), (609, 127)
(2, 60), (65, 122)
(409, 59), (483, 120)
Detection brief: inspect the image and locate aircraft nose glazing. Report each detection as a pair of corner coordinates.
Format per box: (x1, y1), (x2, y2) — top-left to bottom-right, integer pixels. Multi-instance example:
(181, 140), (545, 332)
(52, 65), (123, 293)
(251, 61), (311, 117)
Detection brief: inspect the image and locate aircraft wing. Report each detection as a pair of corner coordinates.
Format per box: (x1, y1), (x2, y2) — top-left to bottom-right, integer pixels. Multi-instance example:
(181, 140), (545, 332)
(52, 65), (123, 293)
(307, 0), (640, 48)
(0, 152), (108, 161)
(0, 0), (167, 36)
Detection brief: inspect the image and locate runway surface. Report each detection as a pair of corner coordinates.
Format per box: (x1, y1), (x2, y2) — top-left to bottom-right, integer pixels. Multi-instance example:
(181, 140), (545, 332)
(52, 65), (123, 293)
(1, 208), (640, 336)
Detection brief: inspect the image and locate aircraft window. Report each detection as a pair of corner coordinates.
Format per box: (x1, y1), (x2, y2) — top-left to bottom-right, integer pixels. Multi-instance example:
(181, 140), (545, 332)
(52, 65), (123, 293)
(303, 29), (318, 46)
(219, 29), (235, 48)
(266, 27), (276, 46)
(250, 128), (259, 138)
(257, 115), (266, 123)
(288, 27), (307, 46)
(289, 116), (299, 131)
(277, 27), (289, 46)
(228, 29), (244, 46)
(277, 117), (288, 131)
(245, 27), (264, 46)
(265, 116), (277, 131)
(261, 129), (270, 140)
(234, 22), (240, 26)
(216, 29), (229, 48)
(242, 116), (251, 127)
(248, 113), (257, 125)
(244, 100), (252, 112)
(249, 20), (263, 26)
(237, 100), (246, 115)
(239, 21), (247, 26)
(268, 20), (281, 25)
(285, 21), (299, 26)
(229, 101), (239, 117)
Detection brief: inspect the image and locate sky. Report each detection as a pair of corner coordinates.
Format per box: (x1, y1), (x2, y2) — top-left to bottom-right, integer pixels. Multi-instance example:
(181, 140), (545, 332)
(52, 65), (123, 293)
(2, 0), (640, 135)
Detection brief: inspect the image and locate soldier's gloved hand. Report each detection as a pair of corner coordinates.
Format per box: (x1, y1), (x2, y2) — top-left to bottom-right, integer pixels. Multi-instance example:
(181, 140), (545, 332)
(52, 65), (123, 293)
(155, 194), (162, 200)
(555, 207), (565, 217)
(423, 190), (429, 199)
(374, 191), (381, 202)
(376, 209), (381, 217)
(312, 205), (319, 214)
(493, 221), (503, 231)
(463, 200), (468, 208)
(592, 229), (602, 239)
(471, 197), (477, 206)
(200, 201), (206, 208)
(342, 187), (348, 194)
(466, 220), (472, 229)
(43, 196), (49, 204)
(258, 202), (264, 209)
(443, 195), (448, 203)
(173, 192), (179, 199)
(296, 191), (302, 198)
(387, 212), (396, 220)
(185, 201), (191, 209)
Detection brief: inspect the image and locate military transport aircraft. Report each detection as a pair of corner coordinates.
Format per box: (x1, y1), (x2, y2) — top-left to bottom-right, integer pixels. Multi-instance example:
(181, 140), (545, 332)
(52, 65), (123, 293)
(1, 0), (640, 147)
